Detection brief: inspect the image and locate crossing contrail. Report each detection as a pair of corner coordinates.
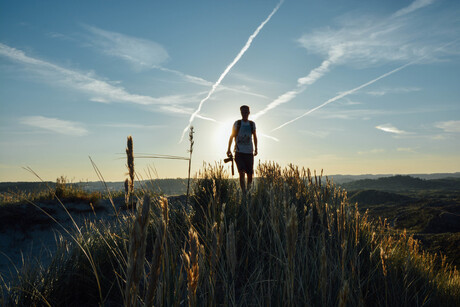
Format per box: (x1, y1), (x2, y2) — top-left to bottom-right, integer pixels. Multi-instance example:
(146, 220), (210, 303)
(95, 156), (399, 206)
(179, 0), (284, 142)
(272, 62), (412, 131)
(272, 38), (459, 132)
(252, 46), (343, 120)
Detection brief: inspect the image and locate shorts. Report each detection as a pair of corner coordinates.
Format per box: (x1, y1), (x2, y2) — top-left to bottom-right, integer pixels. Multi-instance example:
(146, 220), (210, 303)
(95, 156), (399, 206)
(235, 152), (254, 175)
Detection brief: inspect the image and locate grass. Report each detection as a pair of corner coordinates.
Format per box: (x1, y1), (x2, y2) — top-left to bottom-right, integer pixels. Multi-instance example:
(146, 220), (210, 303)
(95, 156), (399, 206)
(349, 188), (460, 268)
(1, 162), (459, 306)
(0, 176), (101, 208)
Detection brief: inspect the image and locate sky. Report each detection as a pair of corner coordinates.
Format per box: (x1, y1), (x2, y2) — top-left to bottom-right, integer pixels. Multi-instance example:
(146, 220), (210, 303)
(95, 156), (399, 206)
(1, 0), (459, 182)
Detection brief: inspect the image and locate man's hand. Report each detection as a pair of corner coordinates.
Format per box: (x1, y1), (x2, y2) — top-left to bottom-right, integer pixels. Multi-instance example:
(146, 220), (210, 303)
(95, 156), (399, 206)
(254, 148), (258, 156)
(227, 150), (232, 157)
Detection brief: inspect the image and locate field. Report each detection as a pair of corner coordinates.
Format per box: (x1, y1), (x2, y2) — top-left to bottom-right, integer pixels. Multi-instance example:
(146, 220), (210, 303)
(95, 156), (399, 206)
(344, 176), (460, 268)
(0, 166), (459, 306)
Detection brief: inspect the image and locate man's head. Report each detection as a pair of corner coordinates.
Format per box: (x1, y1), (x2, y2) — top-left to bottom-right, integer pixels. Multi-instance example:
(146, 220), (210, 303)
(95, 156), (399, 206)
(240, 105), (250, 121)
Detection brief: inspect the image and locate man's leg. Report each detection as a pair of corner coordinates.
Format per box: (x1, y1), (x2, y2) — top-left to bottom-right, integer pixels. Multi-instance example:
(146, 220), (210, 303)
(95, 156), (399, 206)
(247, 153), (254, 191)
(247, 173), (253, 190)
(239, 173), (246, 193)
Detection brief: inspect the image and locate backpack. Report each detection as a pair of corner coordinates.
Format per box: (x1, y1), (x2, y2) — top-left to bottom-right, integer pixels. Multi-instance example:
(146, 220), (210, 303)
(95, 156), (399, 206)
(235, 120), (255, 137)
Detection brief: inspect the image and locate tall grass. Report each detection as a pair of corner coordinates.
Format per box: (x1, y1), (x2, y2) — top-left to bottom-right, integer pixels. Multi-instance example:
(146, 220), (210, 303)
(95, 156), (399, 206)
(2, 162), (459, 306)
(0, 176), (101, 207)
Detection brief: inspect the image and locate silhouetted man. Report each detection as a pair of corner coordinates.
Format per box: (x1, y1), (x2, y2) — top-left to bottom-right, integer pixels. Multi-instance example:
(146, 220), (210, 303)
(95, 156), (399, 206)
(227, 105), (258, 193)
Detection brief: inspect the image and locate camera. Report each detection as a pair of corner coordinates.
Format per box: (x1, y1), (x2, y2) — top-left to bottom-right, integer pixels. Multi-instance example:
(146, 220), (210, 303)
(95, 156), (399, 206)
(224, 154), (235, 176)
(224, 157), (233, 163)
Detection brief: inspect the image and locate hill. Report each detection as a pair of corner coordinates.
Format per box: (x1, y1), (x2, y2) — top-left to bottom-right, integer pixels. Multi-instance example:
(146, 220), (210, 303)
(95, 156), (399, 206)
(344, 175), (460, 268)
(329, 172), (460, 184)
(341, 175), (460, 192)
(2, 164), (459, 306)
(0, 179), (195, 197)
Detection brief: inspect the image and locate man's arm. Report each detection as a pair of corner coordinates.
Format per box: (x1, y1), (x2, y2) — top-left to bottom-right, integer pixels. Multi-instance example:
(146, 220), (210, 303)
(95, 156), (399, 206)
(227, 124), (236, 157)
(227, 134), (233, 157)
(253, 130), (258, 156)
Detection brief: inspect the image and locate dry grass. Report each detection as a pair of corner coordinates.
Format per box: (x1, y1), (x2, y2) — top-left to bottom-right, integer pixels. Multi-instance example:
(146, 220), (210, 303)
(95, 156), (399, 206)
(2, 162), (459, 306)
(0, 176), (101, 208)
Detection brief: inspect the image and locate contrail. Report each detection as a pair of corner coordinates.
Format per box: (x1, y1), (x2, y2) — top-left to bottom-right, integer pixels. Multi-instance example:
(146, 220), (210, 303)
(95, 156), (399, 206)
(272, 38), (459, 131)
(259, 133), (279, 142)
(159, 67), (269, 99)
(252, 45), (343, 120)
(272, 62), (412, 131)
(179, 0), (284, 142)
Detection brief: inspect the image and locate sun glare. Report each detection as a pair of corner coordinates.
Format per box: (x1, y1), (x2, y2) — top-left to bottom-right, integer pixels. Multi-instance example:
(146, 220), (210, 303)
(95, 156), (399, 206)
(213, 119), (235, 159)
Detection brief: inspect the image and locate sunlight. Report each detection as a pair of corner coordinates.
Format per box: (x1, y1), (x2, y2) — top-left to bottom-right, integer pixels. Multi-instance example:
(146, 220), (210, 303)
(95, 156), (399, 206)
(213, 119), (235, 158)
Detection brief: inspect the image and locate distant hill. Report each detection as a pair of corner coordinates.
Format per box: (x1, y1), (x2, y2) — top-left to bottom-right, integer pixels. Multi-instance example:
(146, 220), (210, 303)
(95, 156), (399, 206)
(341, 175), (460, 192)
(330, 172), (460, 184)
(348, 189), (414, 205)
(0, 179), (195, 196)
(0, 182), (54, 194)
(2, 173), (460, 195)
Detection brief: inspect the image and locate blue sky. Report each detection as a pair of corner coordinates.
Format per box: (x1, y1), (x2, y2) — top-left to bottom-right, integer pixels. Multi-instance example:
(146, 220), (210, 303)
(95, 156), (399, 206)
(1, 0), (459, 182)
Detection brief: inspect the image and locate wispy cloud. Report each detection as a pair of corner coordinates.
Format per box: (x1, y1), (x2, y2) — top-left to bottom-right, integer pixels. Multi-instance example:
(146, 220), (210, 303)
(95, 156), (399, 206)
(435, 120), (460, 133)
(0, 43), (212, 112)
(299, 130), (331, 138)
(397, 147), (417, 153)
(358, 149), (384, 155)
(180, 0), (285, 142)
(83, 25), (169, 69)
(98, 123), (164, 129)
(159, 67), (269, 99)
(366, 86), (421, 96)
(297, 4), (449, 69)
(272, 61), (413, 131)
(253, 45), (344, 120)
(20, 116), (88, 136)
(82, 26), (269, 100)
(258, 133), (279, 142)
(160, 105), (216, 122)
(253, 0), (452, 121)
(375, 124), (409, 135)
(392, 0), (436, 18)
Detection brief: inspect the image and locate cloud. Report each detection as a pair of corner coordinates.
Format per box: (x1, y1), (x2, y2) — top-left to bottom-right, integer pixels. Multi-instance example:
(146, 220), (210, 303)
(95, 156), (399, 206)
(298, 1), (456, 69)
(253, 45), (345, 120)
(358, 149), (384, 155)
(272, 61), (413, 131)
(258, 133), (279, 142)
(82, 26), (269, 100)
(375, 124), (408, 134)
(253, 88), (305, 120)
(98, 123), (164, 129)
(83, 25), (169, 69)
(435, 120), (460, 133)
(160, 67), (269, 99)
(0, 43), (207, 109)
(20, 116), (88, 136)
(254, 0), (455, 121)
(366, 87), (422, 96)
(392, 0), (436, 18)
(160, 105), (216, 122)
(299, 130), (331, 138)
(397, 147), (417, 152)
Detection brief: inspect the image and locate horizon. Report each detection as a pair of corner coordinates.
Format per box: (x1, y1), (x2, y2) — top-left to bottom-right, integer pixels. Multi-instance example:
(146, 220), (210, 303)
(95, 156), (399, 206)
(1, 0), (459, 182)
(2, 170), (460, 184)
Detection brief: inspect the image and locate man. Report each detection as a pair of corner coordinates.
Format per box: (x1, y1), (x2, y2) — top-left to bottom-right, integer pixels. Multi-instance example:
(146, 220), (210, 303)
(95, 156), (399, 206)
(227, 105), (258, 193)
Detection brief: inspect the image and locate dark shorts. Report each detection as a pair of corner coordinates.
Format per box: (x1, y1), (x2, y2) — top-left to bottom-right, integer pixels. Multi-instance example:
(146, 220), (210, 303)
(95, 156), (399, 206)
(235, 152), (254, 175)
